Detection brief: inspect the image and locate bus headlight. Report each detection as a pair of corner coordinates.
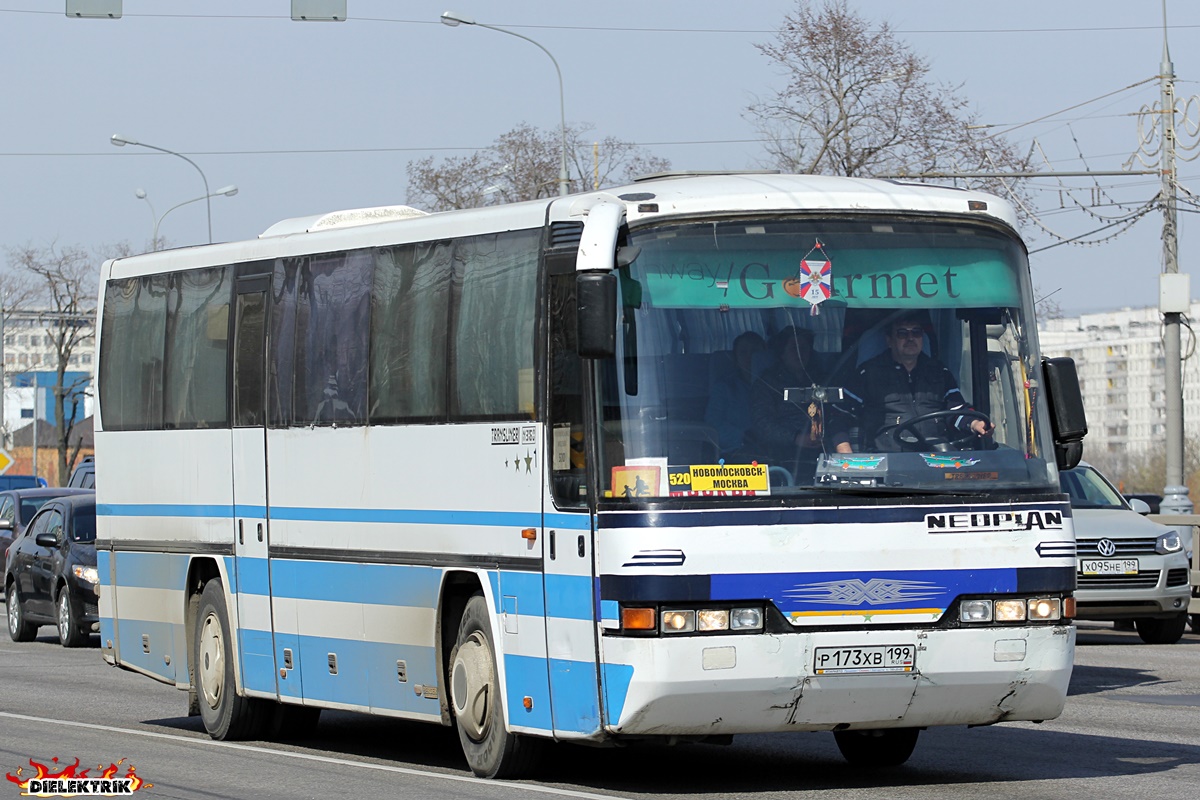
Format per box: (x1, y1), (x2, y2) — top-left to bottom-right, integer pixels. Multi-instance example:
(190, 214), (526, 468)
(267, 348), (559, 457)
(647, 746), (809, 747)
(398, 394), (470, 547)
(993, 599), (1027, 622)
(1027, 597), (1062, 621)
(730, 607), (764, 631)
(697, 609), (729, 631)
(959, 599), (993, 622)
(661, 610), (695, 633)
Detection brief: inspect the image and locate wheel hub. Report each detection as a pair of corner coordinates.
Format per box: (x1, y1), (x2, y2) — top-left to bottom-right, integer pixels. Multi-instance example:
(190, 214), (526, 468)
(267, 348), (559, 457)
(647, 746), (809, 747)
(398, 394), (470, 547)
(451, 631), (495, 741)
(198, 612), (225, 710)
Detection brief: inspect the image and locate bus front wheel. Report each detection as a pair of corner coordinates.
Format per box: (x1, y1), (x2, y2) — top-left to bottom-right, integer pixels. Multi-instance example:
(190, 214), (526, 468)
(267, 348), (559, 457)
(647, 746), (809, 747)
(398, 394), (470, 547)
(448, 594), (541, 778)
(833, 728), (920, 767)
(193, 580), (269, 740)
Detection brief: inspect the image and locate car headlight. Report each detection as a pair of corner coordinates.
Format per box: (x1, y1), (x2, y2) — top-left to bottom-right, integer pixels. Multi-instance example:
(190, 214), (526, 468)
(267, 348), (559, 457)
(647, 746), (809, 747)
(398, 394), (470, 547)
(1155, 532), (1182, 555)
(72, 565), (98, 585)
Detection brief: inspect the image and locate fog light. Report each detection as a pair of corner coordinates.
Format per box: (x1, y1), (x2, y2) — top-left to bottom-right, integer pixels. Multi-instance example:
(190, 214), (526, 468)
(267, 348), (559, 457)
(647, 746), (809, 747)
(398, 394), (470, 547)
(959, 599), (993, 622)
(621, 607), (656, 631)
(730, 607), (764, 631)
(697, 609), (730, 631)
(994, 599), (1026, 621)
(661, 610), (695, 633)
(1027, 597), (1061, 621)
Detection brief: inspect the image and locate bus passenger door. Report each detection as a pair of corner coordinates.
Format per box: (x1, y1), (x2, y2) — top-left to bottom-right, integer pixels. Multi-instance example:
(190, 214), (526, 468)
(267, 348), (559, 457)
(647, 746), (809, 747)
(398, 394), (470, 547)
(542, 270), (603, 739)
(231, 274), (278, 698)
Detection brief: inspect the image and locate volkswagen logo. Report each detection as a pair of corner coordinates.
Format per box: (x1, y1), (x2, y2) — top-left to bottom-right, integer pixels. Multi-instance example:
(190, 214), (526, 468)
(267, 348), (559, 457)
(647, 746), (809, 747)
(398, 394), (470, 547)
(1096, 538), (1118, 557)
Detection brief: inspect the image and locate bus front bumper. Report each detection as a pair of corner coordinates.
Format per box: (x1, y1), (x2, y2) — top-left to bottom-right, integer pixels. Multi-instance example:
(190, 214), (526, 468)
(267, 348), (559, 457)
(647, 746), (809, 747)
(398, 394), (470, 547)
(600, 625), (1074, 736)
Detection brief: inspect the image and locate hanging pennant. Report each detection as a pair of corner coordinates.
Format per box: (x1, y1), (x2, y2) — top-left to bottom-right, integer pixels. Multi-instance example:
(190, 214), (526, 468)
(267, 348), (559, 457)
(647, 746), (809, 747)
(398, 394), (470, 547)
(796, 239), (832, 316)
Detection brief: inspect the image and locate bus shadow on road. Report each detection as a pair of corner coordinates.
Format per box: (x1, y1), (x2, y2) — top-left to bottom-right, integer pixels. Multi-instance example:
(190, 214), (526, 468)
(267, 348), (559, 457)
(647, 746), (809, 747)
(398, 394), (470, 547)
(1068, 663), (1174, 695)
(137, 709), (1200, 793)
(530, 726), (1200, 794)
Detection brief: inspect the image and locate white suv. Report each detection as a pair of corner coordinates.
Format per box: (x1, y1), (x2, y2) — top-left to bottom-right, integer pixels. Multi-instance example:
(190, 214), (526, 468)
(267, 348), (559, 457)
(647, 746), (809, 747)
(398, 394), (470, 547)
(1061, 461), (1191, 644)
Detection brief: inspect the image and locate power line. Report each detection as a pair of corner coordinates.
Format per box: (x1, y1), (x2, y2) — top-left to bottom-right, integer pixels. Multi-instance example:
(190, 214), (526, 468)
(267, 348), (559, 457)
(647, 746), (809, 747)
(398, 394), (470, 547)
(4, 7), (1200, 36)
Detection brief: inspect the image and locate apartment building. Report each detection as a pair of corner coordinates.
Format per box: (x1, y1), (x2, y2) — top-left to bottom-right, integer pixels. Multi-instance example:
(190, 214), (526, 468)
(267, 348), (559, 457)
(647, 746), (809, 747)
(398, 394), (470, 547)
(1039, 303), (1200, 457)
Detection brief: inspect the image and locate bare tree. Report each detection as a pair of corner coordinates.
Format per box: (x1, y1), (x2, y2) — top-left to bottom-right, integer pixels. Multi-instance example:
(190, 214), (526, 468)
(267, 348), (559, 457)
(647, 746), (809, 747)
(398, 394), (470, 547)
(407, 122), (670, 211)
(6, 242), (127, 484)
(746, 0), (1031, 200)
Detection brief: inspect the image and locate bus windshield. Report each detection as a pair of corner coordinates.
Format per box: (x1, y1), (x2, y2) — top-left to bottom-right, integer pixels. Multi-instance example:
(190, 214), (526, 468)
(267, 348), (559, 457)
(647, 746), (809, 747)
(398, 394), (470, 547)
(595, 216), (1057, 500)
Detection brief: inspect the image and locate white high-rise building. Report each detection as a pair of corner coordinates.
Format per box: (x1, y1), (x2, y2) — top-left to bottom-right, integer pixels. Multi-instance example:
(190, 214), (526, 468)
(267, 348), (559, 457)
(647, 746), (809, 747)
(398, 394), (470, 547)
(1039, 303), (1200, 458)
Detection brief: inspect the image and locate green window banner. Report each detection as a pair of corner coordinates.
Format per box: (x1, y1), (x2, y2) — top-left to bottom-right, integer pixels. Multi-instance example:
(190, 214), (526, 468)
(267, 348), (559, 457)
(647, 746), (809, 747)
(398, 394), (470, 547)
(639, 248), (1019, 309)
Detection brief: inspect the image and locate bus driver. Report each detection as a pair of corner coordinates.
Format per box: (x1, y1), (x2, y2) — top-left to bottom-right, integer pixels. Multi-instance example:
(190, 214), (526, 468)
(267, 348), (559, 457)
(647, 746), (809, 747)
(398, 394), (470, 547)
(832, 313), (993, 453)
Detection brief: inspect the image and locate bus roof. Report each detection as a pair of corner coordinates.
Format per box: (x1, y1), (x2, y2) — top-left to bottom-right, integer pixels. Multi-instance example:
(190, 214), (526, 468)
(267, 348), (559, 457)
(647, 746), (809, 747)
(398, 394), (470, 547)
(105, 173), (1018, 280)
(555, 172), (1018, 230)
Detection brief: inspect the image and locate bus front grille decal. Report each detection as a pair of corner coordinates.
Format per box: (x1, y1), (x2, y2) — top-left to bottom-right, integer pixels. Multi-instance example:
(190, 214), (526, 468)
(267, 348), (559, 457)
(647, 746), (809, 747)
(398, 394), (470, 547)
(783, 578), (945, 606)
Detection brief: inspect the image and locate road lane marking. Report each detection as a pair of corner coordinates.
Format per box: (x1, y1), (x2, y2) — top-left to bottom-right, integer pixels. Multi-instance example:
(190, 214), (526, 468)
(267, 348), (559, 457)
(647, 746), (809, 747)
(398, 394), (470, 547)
(0, 711), (623, 800)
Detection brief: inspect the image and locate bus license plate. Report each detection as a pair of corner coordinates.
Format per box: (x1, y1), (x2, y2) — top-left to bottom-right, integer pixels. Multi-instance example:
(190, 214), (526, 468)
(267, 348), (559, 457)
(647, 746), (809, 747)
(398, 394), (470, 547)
(814, 645), (916, 675)
(1080, 559), (1139, 575)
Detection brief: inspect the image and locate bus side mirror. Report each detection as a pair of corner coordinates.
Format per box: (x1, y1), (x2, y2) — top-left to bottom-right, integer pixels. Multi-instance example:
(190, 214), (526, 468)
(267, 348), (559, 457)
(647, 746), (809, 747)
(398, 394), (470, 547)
(576, 272), (616, 359)
(1041, 357), (1087, 470)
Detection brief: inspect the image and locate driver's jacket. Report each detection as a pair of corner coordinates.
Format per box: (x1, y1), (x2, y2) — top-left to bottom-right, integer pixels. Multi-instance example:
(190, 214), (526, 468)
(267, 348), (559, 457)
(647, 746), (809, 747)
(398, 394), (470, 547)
(832, 352), (974, 452)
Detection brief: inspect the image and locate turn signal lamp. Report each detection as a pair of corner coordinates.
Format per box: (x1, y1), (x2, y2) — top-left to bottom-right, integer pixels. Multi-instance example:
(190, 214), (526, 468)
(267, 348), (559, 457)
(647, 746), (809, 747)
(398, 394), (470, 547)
(621, 607), (656, 631)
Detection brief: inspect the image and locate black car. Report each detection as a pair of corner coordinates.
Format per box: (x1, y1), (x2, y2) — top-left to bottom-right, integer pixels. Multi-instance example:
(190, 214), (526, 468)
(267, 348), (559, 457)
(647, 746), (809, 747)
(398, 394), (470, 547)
(67, 457), (95, 490)
(5, 494), (98, 647)
(0, 488), (94, 574)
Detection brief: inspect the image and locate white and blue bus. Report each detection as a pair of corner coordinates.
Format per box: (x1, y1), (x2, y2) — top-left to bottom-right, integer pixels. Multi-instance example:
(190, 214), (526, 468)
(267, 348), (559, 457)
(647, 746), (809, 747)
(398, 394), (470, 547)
(95, 173), (1087, 777)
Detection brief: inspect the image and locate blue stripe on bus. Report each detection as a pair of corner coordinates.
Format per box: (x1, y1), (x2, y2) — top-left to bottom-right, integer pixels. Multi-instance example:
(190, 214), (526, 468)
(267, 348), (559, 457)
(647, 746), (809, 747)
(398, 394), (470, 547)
(239, 628), (277, 694)
(268, 560), (442, 607)
(504, 654), (555, 730)
(601, 565), (1075, 613)
(499, 571), (545, 617)
(99, 502), (576, 530)
(548, 657), (601, 735)
(114, 617), (178, 683)
(545, 574), (595, 621)
(111, 551), (190, 592)
(602, 663), (635, 726)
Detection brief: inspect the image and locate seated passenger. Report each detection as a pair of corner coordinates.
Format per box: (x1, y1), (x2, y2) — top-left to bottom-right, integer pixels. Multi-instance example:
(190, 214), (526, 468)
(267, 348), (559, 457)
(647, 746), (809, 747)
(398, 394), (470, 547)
(751, 326), (827, 475)
(832, 313), (993, 452)
(704, 331), (765, 459)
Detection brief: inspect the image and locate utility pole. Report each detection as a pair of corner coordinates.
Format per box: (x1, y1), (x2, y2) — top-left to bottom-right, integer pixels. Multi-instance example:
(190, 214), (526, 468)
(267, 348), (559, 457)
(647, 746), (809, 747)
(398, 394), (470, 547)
(1156, 3), (1193, 519)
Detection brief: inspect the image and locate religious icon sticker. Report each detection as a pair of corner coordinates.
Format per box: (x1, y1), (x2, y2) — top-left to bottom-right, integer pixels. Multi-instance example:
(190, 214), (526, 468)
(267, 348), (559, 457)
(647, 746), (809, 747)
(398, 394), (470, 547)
(796, 239), (832, 314)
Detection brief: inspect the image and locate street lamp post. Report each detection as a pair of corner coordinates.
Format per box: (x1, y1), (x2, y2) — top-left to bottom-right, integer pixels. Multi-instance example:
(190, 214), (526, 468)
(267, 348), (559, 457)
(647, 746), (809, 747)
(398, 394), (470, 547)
(111, 134), (217, 243)
(440, 11), (570, 197)
(136, 186), (238, 250)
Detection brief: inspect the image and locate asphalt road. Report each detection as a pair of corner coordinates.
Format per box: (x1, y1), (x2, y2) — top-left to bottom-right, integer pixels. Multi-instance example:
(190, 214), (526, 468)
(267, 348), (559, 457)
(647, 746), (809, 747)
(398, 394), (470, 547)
(1, 608), (1197, 800)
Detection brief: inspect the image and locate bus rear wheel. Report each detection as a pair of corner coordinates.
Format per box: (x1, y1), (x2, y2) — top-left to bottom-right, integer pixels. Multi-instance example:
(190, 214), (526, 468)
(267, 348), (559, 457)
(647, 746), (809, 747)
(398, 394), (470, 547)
(193, 579), (269, 740)
(833, 728), (920, 767)
(449, 594), (541, 778)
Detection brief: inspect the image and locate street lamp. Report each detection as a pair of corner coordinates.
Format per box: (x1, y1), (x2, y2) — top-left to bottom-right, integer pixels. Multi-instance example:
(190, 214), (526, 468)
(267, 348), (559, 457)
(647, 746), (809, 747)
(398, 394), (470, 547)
(111, 134), (217, 243)
(440, 11), (570, 197)
(136, 186), (238, 250)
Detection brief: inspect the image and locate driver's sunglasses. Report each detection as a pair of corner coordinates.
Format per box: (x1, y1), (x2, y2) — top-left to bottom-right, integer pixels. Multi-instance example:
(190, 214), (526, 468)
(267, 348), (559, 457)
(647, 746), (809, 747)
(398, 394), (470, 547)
(891, 327), (924, 339)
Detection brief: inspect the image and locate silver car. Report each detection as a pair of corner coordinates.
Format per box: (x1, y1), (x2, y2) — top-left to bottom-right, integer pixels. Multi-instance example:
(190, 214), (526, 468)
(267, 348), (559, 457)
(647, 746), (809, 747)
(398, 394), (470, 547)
(1061, 461), (1191, 644)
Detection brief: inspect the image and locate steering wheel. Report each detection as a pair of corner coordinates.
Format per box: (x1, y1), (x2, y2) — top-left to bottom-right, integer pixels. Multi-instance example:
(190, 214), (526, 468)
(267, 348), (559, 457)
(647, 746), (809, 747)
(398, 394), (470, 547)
(883, 409), (993, 452)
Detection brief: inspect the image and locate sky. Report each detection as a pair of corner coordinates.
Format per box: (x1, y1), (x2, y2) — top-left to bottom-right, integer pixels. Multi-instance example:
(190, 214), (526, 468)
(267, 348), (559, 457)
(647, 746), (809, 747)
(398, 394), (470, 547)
(3, 0), (1199, 316)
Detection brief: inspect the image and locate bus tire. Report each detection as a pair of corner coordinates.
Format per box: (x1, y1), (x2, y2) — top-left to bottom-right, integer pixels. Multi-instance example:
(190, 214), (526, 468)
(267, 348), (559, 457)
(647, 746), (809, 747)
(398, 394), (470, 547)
(449, 593), (541, 778)
(194, 579), (269, 740)
(1134, 612), (1187, 645)
(833, 728), (920, 767)
(7, 584), (37, 642)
